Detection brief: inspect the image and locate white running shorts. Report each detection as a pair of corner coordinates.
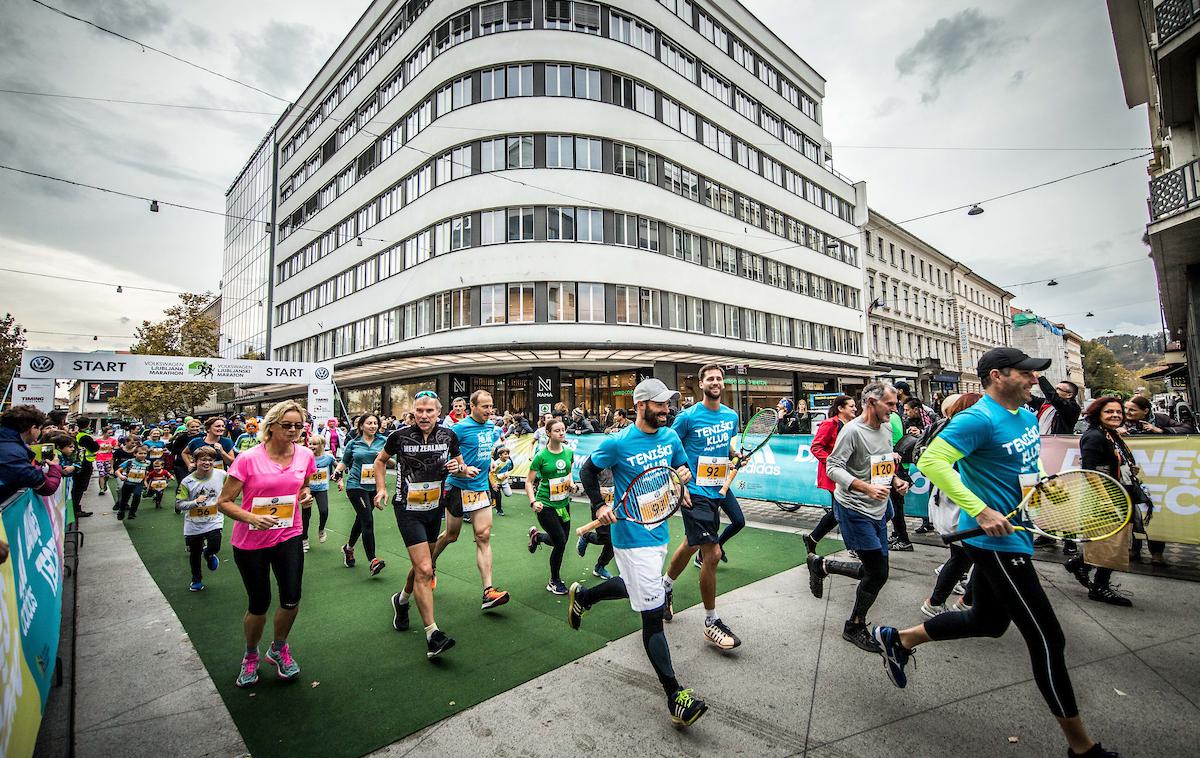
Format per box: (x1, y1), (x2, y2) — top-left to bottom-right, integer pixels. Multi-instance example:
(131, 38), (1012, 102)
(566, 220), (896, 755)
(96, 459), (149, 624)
(613, 544), (669, 612)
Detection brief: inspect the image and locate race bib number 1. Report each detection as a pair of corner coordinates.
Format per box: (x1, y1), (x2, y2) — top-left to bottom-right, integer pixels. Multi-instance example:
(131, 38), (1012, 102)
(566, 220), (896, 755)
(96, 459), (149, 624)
(250, 495), (296, 530)
(869, 454), (896, 488)
(405, 480), (441, 511)
(695, 456), (729, 488)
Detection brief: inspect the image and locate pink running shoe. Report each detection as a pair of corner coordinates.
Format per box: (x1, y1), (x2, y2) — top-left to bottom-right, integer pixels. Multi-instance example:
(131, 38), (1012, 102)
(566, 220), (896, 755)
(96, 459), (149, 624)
(236, 652), (260, 688)
(266, 642), (300, 681)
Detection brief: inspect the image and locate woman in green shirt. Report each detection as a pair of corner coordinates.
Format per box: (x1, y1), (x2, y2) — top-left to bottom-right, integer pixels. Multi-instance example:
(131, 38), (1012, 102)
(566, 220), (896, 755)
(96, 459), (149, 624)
(525, 418), (574, 595)
(335, 414), (387, 576)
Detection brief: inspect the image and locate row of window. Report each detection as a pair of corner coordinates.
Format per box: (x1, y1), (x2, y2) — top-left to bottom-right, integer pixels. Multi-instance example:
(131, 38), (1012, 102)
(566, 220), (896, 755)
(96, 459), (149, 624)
(273, 279), (864, 363)
(278, 57), (853, 250)
(868, 274), (955, 330)
(871, 325), (960, 372)
(866, 230), (1006, 316)
(274, 202), (861, 326)
(278, 0), (836, 217)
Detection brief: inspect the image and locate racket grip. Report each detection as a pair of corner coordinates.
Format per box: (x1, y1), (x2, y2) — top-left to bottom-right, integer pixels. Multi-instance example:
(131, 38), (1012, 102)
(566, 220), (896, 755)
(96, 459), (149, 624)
(718, 463), (739, 496)
(941, 527), (985, 544)
(576, 518), (602, 536)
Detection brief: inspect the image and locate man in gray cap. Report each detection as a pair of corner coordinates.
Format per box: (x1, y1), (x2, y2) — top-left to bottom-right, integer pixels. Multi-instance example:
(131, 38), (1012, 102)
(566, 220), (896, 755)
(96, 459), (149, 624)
(569, 377), (709, 727)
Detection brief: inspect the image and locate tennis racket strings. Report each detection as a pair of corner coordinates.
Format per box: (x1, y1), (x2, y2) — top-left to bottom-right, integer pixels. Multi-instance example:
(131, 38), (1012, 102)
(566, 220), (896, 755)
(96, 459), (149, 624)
(1026, 471), (1131, 540)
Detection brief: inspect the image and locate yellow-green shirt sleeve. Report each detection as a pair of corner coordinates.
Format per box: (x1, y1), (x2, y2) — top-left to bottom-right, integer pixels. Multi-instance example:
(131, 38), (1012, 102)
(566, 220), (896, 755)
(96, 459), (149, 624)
(917, 437), (990, 517)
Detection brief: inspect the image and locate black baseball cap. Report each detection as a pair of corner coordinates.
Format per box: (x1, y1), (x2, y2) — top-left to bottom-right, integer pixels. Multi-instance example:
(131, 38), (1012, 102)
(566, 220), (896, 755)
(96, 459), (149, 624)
(976, 347), (1051, 378)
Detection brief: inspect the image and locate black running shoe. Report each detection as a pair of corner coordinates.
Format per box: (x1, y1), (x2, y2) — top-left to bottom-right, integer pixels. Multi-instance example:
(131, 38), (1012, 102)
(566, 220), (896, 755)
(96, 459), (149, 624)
(528, 526), (540, 554)
(806, 554), (827, 599)
(1088, 585), (1133, 607)
(802, 533), (818, 556)
(1068, 742), (1120, 757)
(914, 523), (934, 535)
(391, 593), (410, 631)
(426, 629), (455, 659)
(1064, 556), (1091, 589)
(873, 625), (913, 688)
(843, 623), (882, 653)
(567, 582), (587, 630)
(1033, 535), (1056, 548)
(669, 688), (708, 727)
(888, 536), (913, 552)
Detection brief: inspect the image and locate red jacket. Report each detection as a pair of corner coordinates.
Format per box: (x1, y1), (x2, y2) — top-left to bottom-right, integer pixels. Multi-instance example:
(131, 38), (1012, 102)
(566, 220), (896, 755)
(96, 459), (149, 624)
(810, 417), (842, 492)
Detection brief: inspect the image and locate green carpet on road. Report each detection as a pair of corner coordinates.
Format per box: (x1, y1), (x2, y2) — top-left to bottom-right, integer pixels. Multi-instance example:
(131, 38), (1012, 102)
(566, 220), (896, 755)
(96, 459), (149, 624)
(117, 485), (813, 757)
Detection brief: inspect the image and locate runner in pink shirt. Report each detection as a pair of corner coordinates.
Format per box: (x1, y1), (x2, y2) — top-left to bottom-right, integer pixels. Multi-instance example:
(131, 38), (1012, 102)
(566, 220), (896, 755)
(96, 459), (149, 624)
(217, 400), (314, 689)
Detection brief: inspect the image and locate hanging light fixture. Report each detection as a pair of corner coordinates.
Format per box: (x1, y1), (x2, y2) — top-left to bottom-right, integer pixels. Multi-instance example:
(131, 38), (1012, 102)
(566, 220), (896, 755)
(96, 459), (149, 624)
(967, 204), (984, 216)
(1086, 311), (1094, 317)
(116, 286), (124, 293)
(1047, 279), (1059, 286)
(825, 238), (840, 251)
(93, 335), (98, 341)
(149, 200), (159, 212)
(356, 236), (363, 247)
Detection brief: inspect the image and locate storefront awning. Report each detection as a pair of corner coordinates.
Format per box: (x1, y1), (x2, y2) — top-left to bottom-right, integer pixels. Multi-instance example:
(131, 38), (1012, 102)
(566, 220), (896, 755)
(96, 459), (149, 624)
(1141, 363), (1189, 381)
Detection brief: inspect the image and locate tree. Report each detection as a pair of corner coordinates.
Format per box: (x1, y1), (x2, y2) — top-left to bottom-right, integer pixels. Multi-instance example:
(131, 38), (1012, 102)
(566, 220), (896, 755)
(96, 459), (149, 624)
(108, 293), (220, 420)
(1081, 339), (1137, 396)
(0, 313), (26, 388)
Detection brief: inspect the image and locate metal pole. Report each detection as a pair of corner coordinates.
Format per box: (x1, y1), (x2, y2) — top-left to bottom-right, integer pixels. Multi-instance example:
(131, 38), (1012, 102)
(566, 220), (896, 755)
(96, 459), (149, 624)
(0, 365), (19, 407)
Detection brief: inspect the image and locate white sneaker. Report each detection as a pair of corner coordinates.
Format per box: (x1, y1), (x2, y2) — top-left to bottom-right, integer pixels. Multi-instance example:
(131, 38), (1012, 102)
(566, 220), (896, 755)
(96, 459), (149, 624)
(920, 599), (947, 618)
(302, 539), (310, 553)
(319, 530), (327, 544)
(703, 618), (741, 650)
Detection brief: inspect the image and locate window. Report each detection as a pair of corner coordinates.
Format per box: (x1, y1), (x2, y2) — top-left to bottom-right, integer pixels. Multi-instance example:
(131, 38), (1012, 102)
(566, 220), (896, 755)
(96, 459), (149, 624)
(576, 207), (603, 241)
(760, 109), (782, 139)
(740, 251), (763, 282)
(481, 0), (532, 34)
(735, 90), (758, 122)
(506, 135), (534, 168)
(615, 285), (638, 324)
(663, 161), (698, 201)
(575, 137), (601, 170)
(701, 122), (732, 158)
(670, 228), (700, 263)
(508, 282), (535, 322)
(578, 282), (605, 322)
(761, 155), (782, 186)
(704, 180), (734, 215)
(783, 123), (802, 152)
(609, 11), (654, 55)
(574, 66), (601, 100)
(481, 284), (506, 324)
(612, 75), (653, 116)
(613, 213), (636, 247)
(545, 1), (599, 32)
(481, 67), (505, 100)
(736, 142), (759, 173)
(658, 0), (692, 22)
(481, 138), (505, 172)
(732, 39), (755, 73)
(548, 281), (576, 321)
(708, 242), (736, 274)
(640, 288), (662, 327)
(701, 67), (732, 105)
(406, 39), (431, 80)
(481, 209), (506, 244)
(507, 64), (533, 97)
(698, 10), (728, 51)
(435, 288), (471, 331)
(638, 217), (659, 251)
(667, 292), (687, 331)
(547, 206), (575, 240)
(450, 214), (472, 250)
(545, 64), (573, 96)
(757, 61), (779, 90)
(660, 39), (695, 81)
(507, 207), (534, 241)
(614, 143), (656, 183)
(662, 98), (697, 139)
(547, 135), (574, 167)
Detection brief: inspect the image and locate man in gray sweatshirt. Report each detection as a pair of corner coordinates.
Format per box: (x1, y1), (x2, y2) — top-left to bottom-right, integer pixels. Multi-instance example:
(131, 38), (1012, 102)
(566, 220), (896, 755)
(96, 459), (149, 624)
(806, 382), (909, 653)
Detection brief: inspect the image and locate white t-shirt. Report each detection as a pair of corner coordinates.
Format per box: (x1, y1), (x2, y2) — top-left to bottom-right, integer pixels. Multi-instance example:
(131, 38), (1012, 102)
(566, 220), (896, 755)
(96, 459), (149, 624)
(178, 470), (227, 537)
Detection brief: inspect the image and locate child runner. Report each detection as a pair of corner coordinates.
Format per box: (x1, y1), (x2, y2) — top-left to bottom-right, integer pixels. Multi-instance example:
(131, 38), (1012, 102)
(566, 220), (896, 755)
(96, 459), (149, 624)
(94, 426), (119, 494)
(526, 418), (574, 594)
(489, 446), (513, 517)
(53, 433), (78, 507)
(303, 436), (335, 550)
(115, 445), (151, 520)
(145, 427), (167, 464)
(176, 446), (226, 591)
(234, 420), (260, 455)
(145, 458), (174, 509)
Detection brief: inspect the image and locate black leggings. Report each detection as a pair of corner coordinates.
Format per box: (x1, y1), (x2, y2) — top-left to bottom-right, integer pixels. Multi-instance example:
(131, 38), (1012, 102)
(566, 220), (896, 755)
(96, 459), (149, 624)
(346, 488), (376, 560)
(810, 503), (839, 544)
(71, 458), (92, 511)
(302, 490), (330, 539)
(581, 503), (614, 568)
(930, 544), (972, 606)
(850, 548), (889, 623)
(535, 505), (570, 583)
(717, 491), (745, 547)
(578, 578), (679, 696)
(186, 529), (221, 583)
(233, 536), (304, 615)
(925, 545), (1077, 718)
(889, 489), (909, 541)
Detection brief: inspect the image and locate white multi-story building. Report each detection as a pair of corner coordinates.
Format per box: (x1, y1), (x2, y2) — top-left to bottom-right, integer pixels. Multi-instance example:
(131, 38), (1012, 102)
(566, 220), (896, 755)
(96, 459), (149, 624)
(864, 209), (964, 400)
(223, 0), (871, 419)
(953, 266), (1013, 393)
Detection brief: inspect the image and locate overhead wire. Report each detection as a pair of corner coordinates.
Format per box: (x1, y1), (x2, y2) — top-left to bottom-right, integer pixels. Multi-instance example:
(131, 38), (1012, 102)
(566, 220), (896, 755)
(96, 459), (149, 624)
(0, 88), (280, 115)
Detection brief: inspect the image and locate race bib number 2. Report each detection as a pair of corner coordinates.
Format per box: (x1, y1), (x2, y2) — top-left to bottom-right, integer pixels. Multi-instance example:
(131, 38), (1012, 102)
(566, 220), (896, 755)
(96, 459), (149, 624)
(250, 495), (296, 530)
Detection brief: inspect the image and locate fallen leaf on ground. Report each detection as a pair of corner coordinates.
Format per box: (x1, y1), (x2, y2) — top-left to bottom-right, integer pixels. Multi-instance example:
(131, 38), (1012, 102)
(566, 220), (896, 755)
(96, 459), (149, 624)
(1008, 736), (1019, 744)
(311, 681), (320, 688)
(1114, 688), (1127, 696)
(449, 701), (456, 706)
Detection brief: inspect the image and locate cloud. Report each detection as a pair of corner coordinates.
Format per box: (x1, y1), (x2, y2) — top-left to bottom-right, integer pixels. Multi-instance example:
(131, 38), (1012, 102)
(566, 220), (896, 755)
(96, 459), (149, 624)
(873, 96), (904, 118)
(62, 0), (171, 37)
(1008, 70), (1027, 89)
(895, 9), (1015, 103)
(235, 21), (327, 99)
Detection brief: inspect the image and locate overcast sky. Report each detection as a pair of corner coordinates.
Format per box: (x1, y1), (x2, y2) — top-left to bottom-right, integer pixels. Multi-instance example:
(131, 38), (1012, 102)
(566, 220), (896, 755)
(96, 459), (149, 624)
(0, 0), (1157, 356)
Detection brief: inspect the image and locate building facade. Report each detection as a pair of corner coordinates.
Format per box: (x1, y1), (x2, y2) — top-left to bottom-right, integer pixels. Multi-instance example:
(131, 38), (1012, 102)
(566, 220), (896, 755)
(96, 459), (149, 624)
(220, 124), (279, 361)
(864, 209), (964, 400)
(1108, 2), (1199, 405)
(239, 0), (872, 419)
(953, 264), (1013, 393)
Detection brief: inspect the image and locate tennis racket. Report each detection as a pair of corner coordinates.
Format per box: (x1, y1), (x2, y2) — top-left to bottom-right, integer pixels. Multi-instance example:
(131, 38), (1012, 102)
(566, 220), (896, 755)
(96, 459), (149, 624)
(941, 469), (1131, 544)
(718, 408), (780, 496)
(576, 465), (684, 536)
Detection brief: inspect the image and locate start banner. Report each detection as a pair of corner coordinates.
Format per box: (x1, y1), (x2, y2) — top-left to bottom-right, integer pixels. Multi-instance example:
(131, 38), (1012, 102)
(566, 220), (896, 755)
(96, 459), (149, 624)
(502, 432), (1200, 545)
(19, 350), (334, 385)
(0, 487), (66, 758)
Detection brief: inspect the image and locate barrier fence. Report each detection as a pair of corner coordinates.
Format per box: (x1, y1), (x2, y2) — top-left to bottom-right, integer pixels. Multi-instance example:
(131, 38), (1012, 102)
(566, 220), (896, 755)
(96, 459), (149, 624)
(503, 433), (1200, 545)
(1, 487), (66, 758)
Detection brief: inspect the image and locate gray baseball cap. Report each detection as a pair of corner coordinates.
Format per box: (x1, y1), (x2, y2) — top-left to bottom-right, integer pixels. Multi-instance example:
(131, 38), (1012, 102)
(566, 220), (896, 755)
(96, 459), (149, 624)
(633, 378), (680, 403)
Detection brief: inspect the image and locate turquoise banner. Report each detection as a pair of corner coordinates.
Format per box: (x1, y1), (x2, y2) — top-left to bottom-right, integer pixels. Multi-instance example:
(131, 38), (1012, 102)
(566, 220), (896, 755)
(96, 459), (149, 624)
(0, 487), (66, 757)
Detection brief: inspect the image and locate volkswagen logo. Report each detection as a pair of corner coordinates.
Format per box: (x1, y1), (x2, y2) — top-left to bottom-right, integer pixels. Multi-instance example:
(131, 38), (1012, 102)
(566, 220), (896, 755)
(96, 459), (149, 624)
(314, 367), (330, 380)
(29, 356), (54, 373)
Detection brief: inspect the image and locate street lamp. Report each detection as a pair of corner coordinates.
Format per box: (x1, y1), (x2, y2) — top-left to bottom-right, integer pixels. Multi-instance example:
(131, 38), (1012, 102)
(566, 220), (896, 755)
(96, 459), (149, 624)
(967, 204), (984, 216)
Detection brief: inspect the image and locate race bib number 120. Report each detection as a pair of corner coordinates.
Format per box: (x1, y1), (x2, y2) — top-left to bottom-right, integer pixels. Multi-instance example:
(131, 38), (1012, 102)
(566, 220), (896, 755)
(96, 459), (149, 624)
(869, 454), (896, 488)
